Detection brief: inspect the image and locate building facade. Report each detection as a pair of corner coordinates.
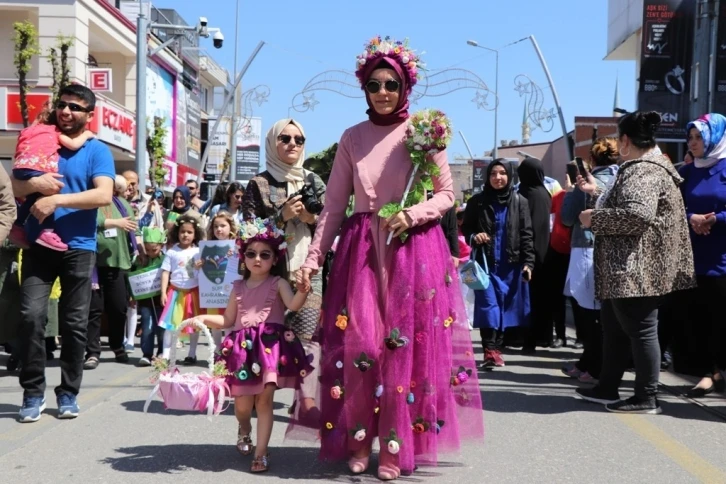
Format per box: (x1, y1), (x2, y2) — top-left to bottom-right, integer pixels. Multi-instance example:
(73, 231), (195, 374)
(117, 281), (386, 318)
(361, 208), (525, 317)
(0, 0), (229, 191)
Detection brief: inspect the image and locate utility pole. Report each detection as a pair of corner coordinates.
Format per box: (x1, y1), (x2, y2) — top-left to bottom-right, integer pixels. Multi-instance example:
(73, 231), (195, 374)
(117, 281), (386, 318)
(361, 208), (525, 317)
(229, 0), (240, 182)
(134, 10), (149, 194)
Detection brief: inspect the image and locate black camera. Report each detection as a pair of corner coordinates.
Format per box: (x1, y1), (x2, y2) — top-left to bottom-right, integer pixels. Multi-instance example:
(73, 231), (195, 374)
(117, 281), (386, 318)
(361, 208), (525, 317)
(290, 183), (324, 215)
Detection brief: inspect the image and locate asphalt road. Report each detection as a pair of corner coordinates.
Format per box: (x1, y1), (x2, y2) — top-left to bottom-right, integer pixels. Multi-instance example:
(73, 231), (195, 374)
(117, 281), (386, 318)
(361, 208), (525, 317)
(1, 335), (725, 484)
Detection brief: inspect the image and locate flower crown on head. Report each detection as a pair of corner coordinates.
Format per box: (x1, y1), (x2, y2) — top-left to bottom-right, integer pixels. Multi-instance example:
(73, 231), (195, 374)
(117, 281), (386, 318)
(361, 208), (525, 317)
(355, 36), (424, 86)
(239, 217), (290, 253)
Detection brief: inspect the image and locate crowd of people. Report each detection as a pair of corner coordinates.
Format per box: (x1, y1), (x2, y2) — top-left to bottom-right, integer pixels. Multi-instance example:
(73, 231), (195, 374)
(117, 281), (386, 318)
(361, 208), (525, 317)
(0, 35), (724, 479)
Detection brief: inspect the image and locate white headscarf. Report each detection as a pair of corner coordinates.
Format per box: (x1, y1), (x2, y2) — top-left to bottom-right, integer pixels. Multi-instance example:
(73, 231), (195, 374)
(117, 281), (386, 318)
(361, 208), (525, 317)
(264, 118), (310, 273)
(265, 119), (306, 193)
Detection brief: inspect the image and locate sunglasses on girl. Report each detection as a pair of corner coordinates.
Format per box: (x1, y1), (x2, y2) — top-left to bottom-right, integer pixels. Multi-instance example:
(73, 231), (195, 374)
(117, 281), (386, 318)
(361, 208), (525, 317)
(365, 79), (400, 94)
(55, 101), (92, 113)
(244, 250), (273, 261)
(278, 134), (306, 146)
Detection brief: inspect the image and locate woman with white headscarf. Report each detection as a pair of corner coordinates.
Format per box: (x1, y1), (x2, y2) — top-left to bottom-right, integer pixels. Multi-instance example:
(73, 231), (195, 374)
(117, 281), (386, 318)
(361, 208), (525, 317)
(242, 118), (326, 423)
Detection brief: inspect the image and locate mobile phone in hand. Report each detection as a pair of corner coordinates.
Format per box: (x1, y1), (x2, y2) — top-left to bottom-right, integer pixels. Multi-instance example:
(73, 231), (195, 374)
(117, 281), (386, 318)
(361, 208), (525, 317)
(566, 164), (579, 184)
(575, 157), (588, 178)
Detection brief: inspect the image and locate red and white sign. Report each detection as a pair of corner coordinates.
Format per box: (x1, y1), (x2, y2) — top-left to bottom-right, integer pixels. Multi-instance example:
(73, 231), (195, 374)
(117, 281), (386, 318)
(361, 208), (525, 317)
(88, 100), (135, 152)
(88, 68), (113, 92)
(5, 92), (51, 128)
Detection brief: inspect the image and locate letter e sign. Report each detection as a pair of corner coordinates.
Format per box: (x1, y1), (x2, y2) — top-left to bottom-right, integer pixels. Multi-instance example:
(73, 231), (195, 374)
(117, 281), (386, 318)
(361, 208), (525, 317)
(88, 68), (112, 92)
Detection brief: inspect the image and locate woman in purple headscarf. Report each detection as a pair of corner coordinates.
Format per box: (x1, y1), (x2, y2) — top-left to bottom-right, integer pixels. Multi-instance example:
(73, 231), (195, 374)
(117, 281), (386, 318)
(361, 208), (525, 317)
(680, 113), (726, 398)
(298, 36), (483, 480)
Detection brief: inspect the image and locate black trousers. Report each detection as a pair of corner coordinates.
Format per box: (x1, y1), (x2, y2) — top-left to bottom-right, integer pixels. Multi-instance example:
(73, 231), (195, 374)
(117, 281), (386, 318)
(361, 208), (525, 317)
(525, 261), (549, 347)
(690, 276), (726, 377)
(544, 248), (569, 341)
(480, 327), (504, 351)
(18, 247), (95, 397)
(572, 299), (601, 378)
(598, 296), (662, 400)
(86, 266), (128, 357)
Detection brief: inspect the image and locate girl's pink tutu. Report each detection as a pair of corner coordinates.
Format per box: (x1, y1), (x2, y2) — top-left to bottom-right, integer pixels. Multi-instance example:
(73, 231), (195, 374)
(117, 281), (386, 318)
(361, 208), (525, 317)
(295, 213), (484, 473)
(216, 323), (314, 396)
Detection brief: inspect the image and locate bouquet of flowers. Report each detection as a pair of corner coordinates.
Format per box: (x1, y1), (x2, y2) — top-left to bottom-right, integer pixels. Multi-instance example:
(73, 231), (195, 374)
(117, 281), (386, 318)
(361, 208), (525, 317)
(378, 109), (453, 243)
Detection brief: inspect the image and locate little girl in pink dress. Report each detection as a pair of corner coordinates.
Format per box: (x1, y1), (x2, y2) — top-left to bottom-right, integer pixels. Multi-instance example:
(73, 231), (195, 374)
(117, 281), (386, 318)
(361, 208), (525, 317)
(199, 217), (313, 474)
(9, 102), (94, 251)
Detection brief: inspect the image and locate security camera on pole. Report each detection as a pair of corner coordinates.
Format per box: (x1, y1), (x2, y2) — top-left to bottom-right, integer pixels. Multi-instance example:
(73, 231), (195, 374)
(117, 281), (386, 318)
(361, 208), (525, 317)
(134, 8), (224, 195)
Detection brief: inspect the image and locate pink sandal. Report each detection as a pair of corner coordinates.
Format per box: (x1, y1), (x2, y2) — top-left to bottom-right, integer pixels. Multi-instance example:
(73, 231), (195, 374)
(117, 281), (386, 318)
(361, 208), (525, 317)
(348, 456), (369, 474)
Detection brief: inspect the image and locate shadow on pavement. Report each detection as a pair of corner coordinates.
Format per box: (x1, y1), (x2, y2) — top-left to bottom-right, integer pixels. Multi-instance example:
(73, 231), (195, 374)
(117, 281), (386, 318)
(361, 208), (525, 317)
(121, 399), (292, 424)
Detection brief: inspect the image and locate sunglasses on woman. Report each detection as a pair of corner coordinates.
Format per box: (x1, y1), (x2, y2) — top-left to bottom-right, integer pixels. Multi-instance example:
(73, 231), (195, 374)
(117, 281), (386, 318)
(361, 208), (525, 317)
(244, 250), (273, 261)
(55, 101), (92, 113)
(277, 134), (305, 146)
(365, 79), (400, 94)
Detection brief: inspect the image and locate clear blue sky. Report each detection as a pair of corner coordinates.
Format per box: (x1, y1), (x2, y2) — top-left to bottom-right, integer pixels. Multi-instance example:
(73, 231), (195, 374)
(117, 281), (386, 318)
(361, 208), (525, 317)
(159, 0), (636, 163)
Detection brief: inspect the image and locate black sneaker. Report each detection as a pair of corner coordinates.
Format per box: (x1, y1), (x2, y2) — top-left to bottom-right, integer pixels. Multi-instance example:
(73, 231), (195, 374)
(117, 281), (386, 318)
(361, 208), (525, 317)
(606, 396), (661, 415)
(575, 386), (620, 405)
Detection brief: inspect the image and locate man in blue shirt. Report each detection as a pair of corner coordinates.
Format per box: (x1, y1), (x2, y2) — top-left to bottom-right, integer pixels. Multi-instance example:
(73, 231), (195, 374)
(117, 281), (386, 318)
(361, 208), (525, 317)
(10, 85), (115, 423)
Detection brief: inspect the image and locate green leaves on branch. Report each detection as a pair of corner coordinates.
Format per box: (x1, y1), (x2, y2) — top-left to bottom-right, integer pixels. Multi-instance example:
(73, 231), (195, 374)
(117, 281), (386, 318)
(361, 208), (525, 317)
(13, 21), (39, 128)
(49, 34), (74, 105)
(147, 117), (168, 188)
(378, 203), (402, 220)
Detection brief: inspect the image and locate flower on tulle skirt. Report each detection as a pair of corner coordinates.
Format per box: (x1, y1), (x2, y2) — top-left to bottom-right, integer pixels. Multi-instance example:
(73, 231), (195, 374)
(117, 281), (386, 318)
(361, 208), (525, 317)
(445, 272), (452, 286)
(335, 360), (343, 369)
(284, 330), (295, 342)
(350, 424), (366, 441)
(280, 355), (288, 366)
(374, 406), (380, 414)
(414, 332), (426, 344)
(374, 384), (384, 398)
(444, 317), (453, 328)
(457, 371), (469, 384)
(300, 369), (307, 377)
(412, 417), (430, 434)
(384, 328), (409, 350)
(406, 392), (415, 404)
(396, 385), (404, 393)
(383, 429), (402, 455)
(325, 422), (333, 430)
(251, 362), (261, 375)
(354, 352), (374, 372)
(331, 380), (344, 399)
(264, 348), (272, 354)
(336, 308), (349, 330)
(222, 338), (233, 349)
(221, 347), (229, 356)
(236, 368), (249, 381)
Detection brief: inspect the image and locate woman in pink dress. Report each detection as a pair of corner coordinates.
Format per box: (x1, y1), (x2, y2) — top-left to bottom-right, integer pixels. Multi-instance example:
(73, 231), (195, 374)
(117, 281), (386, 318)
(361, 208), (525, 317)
(299, 36), (483, 480)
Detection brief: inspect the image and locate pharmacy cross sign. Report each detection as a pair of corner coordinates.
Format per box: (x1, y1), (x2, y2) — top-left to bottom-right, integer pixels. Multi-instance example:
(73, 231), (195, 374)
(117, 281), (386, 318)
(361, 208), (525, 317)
(88, 68), (113, 92)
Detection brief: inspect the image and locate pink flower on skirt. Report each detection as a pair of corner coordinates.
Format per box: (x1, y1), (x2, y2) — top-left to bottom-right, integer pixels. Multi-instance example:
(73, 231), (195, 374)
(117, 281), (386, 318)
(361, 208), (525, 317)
(284, 330), (295, 342)
(414, 332), (426, 344)
(457, 371), (469, 384)
(330, 386), (342, 399)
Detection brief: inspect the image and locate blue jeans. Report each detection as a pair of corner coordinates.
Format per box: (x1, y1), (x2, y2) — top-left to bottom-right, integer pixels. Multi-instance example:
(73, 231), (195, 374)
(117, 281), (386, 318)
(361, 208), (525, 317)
(13, 169), (54, 232)
(139, 303), (164, 358)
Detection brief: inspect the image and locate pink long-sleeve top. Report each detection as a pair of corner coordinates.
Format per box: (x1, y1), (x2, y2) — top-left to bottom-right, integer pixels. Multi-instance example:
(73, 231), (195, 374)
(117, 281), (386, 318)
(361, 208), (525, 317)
(304, 120), (455, 271)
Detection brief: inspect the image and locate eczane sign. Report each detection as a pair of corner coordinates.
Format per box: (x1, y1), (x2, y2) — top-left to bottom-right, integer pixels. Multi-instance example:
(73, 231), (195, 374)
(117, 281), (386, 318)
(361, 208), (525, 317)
(89, 100), (135, 152)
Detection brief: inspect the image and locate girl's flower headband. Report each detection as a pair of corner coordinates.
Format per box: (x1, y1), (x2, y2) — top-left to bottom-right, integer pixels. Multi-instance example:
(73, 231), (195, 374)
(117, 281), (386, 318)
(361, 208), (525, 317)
(239, 217), (290, 253)
(355, 35), (424, 87)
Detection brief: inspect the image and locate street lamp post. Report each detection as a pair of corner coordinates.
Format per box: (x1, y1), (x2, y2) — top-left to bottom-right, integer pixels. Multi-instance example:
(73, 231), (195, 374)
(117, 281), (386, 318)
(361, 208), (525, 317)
(133, 4), (223, 194)
(466, 40), (499, 159)
(528, 35), (572, 160)
(229, 0), (240, 182)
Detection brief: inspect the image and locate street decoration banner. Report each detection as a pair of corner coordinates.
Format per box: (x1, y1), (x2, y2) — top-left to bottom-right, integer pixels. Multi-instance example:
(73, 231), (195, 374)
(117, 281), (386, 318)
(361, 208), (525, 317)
(197, 240), (242, 308)
(127, 263), (162, 300)
(638, 0), (695, 140)
(472, 159), (487, 194)
(235, 117), (262, 183)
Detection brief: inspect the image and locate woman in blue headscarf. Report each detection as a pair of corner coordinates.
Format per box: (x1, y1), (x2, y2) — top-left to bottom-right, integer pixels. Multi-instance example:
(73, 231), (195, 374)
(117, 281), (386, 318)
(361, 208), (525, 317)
(680, 113), (726, 398)
(165, 186), (192, 231)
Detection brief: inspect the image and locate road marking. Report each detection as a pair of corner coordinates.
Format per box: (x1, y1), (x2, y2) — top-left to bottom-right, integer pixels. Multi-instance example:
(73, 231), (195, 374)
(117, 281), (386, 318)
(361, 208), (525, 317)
(617, 414), (726, 483)
(0, 368), (148, 442)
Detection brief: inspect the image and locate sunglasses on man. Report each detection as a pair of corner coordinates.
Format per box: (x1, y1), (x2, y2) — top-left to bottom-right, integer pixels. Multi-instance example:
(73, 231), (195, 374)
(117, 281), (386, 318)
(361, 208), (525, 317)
(365, 79), (400, 94)
(55, 101), (93, 113)
(277, 134), (306, 146)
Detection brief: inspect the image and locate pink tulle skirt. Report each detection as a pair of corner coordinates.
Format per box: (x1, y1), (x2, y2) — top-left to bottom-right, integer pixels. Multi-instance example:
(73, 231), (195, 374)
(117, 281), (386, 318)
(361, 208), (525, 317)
(301, 213), (484, 473)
